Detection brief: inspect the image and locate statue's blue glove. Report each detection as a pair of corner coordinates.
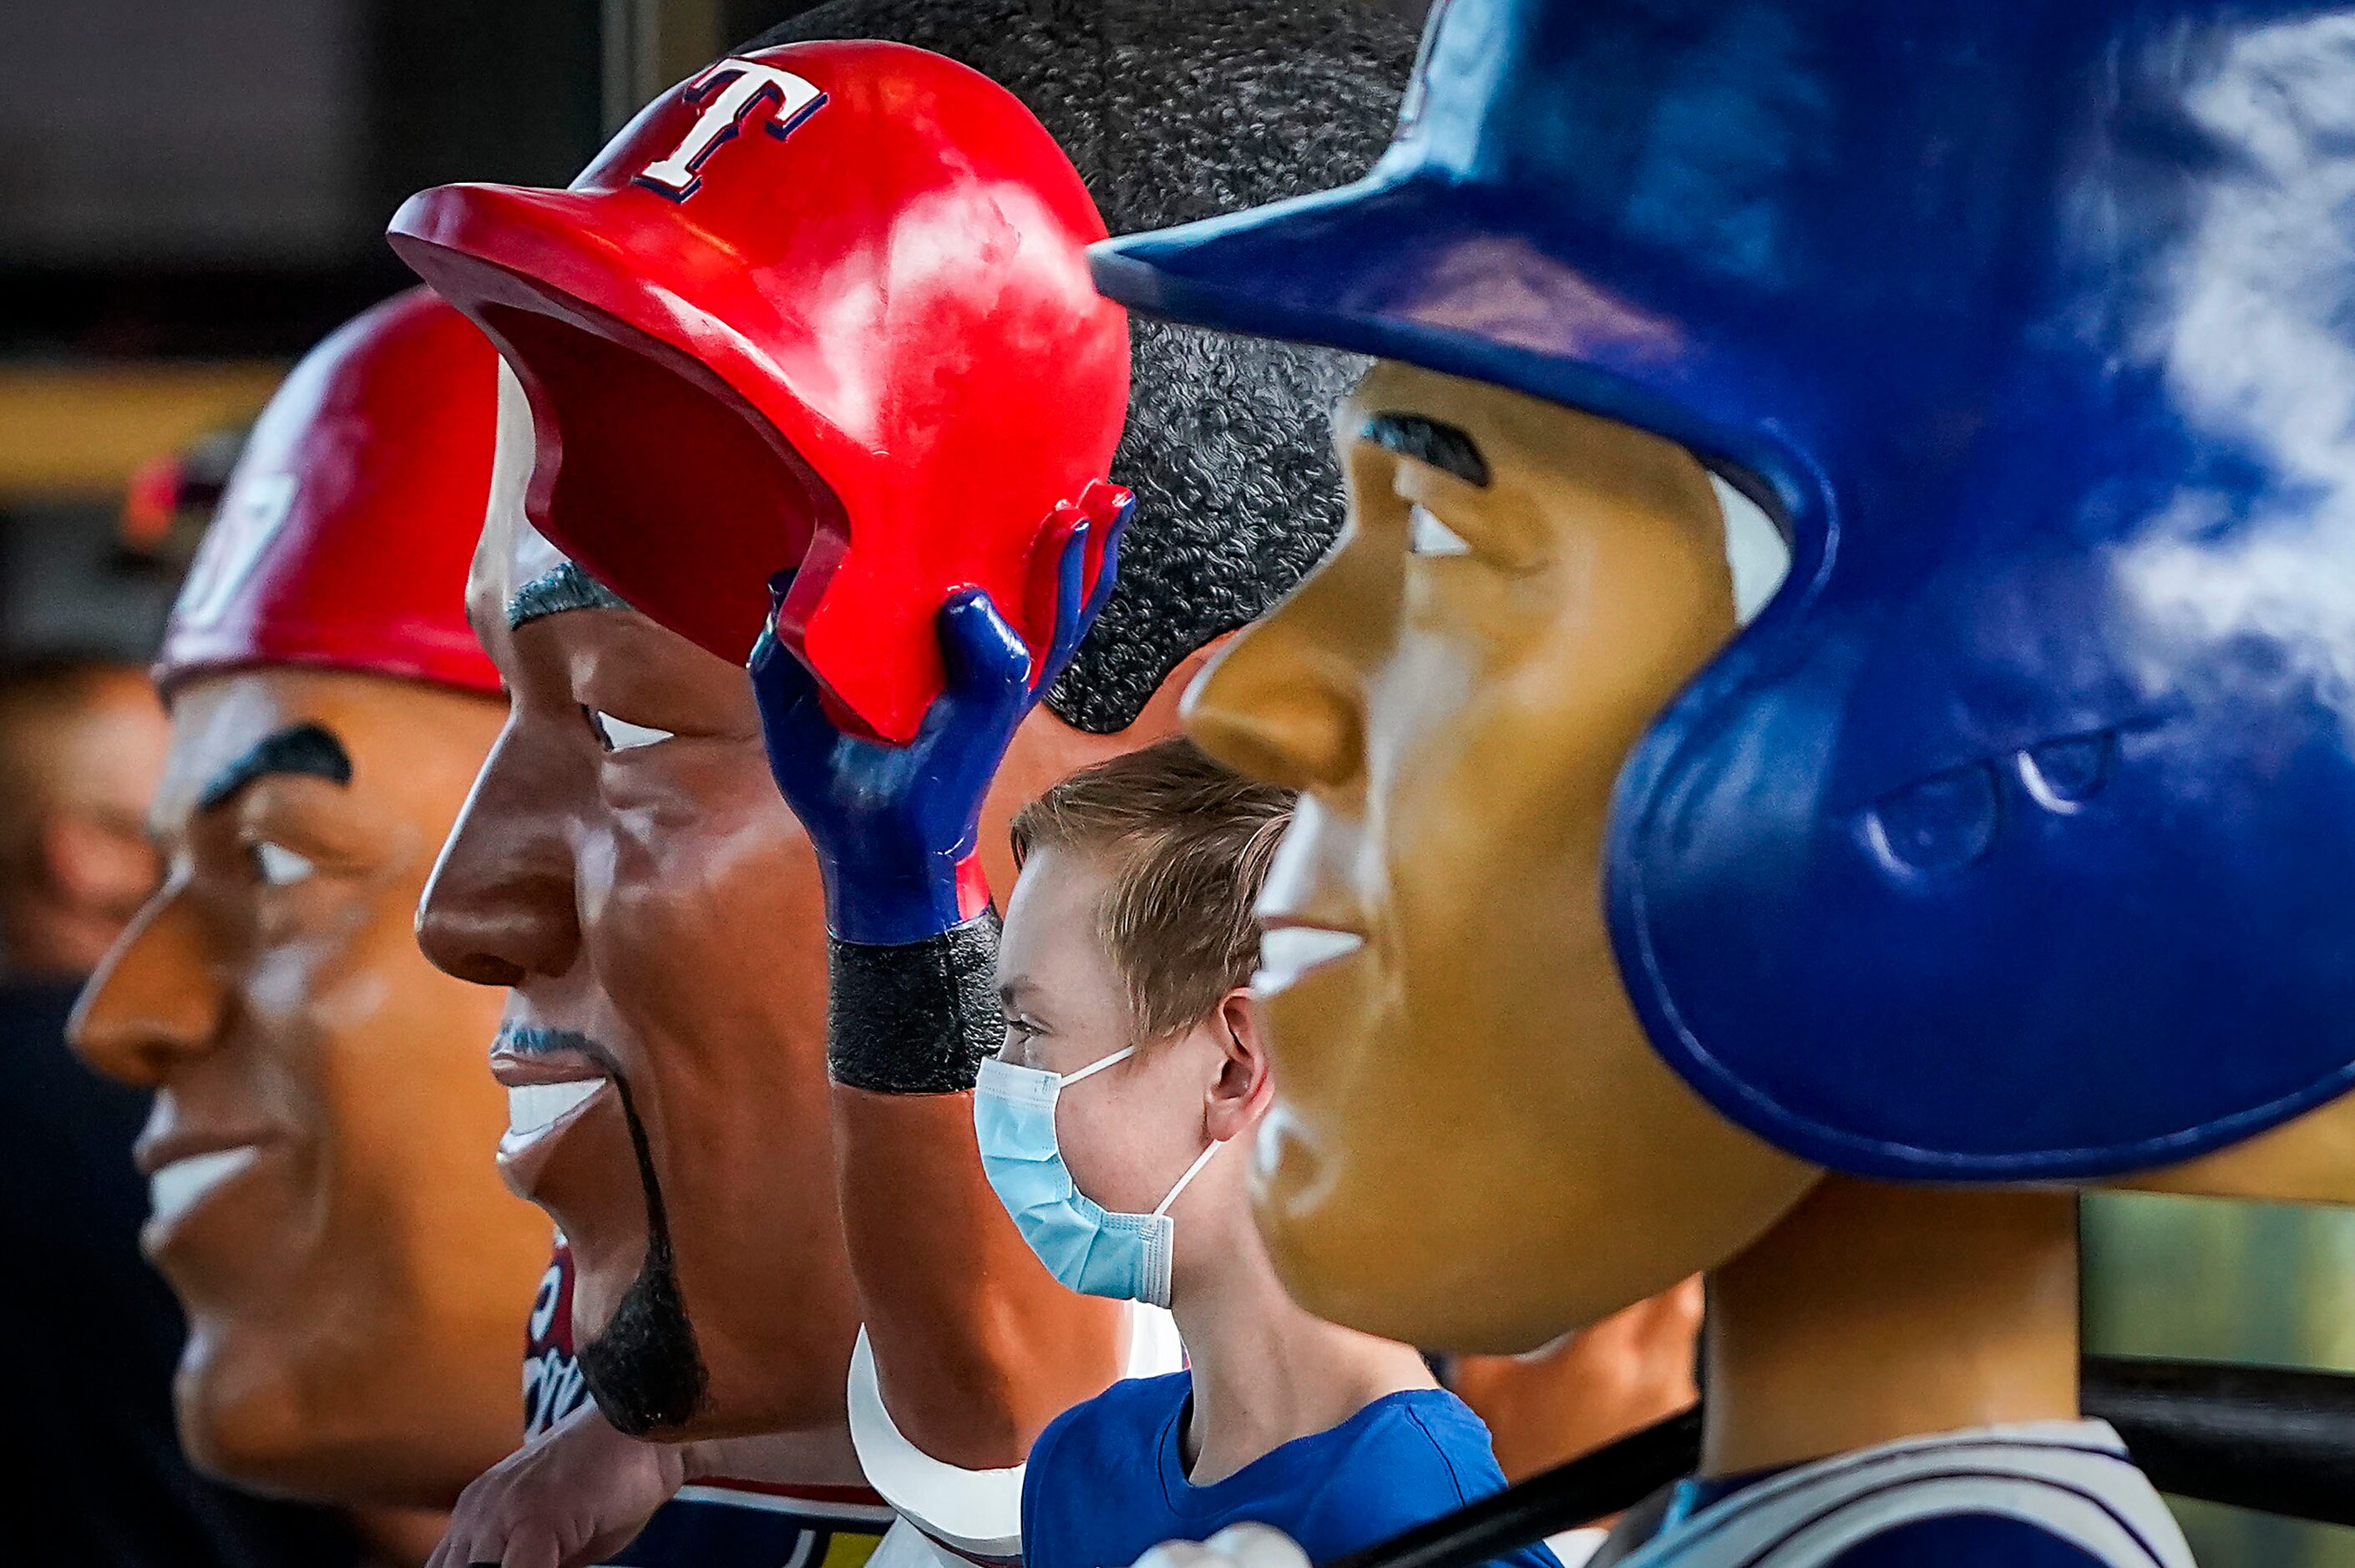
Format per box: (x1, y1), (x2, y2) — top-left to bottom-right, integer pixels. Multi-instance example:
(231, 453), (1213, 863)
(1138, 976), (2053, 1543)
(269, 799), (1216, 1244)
(749, 495), (1127, 948)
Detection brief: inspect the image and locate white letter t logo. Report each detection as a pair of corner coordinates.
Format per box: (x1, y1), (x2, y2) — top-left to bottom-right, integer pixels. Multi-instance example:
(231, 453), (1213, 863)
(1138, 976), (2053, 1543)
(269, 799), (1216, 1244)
(635, 58), (827, 201)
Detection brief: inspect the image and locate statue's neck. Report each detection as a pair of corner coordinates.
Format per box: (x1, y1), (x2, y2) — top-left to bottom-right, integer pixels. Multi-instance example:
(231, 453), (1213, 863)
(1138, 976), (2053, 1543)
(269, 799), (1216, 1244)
(1701, 1175), (2080, 1478)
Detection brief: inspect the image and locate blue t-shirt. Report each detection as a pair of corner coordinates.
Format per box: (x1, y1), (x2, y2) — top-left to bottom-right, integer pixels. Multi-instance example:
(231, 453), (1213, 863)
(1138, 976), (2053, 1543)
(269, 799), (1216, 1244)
(1022, 1371), (1564, 1568)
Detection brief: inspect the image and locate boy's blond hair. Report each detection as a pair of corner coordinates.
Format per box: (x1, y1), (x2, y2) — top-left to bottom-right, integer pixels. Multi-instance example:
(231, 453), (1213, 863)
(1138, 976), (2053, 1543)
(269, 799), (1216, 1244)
(1010, 738), (1295, 1041)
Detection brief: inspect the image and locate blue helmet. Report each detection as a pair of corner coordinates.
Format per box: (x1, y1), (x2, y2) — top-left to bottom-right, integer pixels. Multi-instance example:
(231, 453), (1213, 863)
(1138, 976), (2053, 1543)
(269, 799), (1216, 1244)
(1094, 0), (2355, 1181)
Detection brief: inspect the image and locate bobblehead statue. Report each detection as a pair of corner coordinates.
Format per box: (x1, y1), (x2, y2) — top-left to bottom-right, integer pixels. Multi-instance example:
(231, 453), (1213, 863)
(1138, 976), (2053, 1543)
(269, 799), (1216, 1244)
(382, 12), (1442, 1568)
(1087, 1), (2355, 1565)
(71, 291), (550, 1559)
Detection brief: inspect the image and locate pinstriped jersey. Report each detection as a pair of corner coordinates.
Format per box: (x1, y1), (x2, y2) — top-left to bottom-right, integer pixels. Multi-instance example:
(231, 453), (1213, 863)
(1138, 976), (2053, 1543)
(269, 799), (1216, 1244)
(1617, 1423), (2194, 1568)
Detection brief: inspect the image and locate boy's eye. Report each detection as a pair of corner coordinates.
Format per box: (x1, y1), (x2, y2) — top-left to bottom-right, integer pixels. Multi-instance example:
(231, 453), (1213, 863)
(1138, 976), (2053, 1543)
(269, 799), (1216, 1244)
(250, 841), (314, 887)
(585, 707), (675, 752)
(1000, 1015), (1046, 1060)
(1406, 502), (1472, 558)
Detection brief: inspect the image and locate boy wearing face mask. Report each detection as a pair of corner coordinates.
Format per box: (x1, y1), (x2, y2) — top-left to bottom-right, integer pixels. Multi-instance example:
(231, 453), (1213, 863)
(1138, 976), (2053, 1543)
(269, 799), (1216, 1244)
(975, 739), (1564, 1568)
(750, 529), (1555, 1567)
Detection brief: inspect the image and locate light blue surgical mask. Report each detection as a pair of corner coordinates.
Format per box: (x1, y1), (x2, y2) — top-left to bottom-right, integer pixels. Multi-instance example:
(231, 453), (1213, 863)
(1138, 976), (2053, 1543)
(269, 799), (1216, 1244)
(974, 1047), (1223, 1309)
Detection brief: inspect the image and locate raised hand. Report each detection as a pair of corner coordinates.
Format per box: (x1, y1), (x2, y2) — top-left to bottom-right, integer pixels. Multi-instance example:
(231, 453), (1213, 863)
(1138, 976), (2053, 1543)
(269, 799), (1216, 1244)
(749, 485), (1130, 946)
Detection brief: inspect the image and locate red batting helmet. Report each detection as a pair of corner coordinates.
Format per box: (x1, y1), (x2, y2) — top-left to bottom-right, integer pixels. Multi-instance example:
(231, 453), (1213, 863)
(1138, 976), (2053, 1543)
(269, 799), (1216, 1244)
(387, 39), (1130, 744)
(158, 287), (501, 697)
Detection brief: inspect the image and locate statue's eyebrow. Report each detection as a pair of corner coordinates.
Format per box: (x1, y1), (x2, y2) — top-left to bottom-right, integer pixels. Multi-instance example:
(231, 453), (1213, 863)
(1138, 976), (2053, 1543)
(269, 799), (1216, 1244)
(508, 562), (633, 630)
(198, 722), (352, 813)
(1360, 412), (1491, 488)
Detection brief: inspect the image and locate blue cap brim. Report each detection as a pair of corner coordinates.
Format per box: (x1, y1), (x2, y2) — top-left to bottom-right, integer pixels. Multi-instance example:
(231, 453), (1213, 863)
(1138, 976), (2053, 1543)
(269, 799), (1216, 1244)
(1091, 169), (1754, 473)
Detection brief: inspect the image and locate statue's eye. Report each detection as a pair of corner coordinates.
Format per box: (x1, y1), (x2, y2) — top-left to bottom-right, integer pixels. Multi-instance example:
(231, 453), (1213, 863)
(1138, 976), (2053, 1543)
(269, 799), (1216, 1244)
(1405, 503), (1473, 558)
(584, 707), (673, 753)
(2017, 731), (2114, 812)
(249, 841), (315, 887)
(1861, 761), (2000, 877)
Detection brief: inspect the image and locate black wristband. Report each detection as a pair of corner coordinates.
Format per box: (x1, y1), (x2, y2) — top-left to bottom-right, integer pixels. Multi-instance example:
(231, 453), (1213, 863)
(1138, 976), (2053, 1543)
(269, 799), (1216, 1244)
(827, 913), (1003, 1094)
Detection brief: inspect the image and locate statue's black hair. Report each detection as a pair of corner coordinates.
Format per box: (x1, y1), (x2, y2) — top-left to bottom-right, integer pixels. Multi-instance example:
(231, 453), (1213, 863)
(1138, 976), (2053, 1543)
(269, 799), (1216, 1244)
(746, 0), (1416, 732)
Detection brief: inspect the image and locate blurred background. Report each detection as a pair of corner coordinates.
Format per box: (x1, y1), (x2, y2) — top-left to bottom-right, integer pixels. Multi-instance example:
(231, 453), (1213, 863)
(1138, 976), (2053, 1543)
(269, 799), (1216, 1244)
(2084, 1196), (2355, 1566)
(2, 3), (2347, 1566)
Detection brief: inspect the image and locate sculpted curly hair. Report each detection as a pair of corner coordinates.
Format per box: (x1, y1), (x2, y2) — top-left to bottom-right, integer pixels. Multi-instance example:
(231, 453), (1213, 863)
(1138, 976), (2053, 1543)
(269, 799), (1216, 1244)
(747, 0), (1416, 731)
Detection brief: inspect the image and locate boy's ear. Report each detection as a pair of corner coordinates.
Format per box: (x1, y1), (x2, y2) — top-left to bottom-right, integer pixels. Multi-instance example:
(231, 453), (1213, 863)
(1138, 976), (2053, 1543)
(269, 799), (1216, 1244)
(1205, 987), (1274, 1141)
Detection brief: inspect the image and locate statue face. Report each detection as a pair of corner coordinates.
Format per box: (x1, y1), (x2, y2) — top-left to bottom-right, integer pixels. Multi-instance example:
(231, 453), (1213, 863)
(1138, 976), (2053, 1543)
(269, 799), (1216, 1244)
(71, 666), (544, 1506)
(419, 512), (864, 1440)
(418, 369), (1171, 1439)
(1185, 360), (1820, 1353)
